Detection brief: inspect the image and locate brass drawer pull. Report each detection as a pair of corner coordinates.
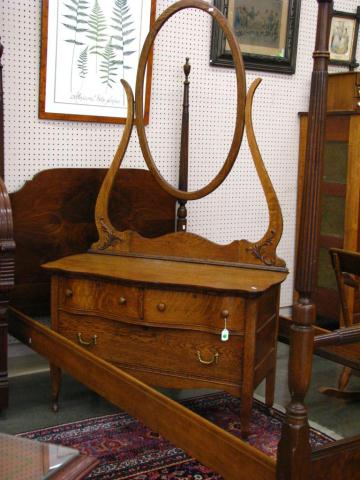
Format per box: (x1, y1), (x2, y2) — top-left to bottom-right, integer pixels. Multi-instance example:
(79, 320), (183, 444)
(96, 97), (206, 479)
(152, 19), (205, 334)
(77, 333), (97, 346)
(118, 297), (127, 305)
(197, 350), (219, 365)
(157, 302), (166, 312)
(65, 289), (73, 298)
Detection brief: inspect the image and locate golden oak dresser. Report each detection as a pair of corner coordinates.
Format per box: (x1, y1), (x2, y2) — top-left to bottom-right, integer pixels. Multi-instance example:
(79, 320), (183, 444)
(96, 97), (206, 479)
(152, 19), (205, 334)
(44, 253), (286, 437)
(42, 1), (287, 438)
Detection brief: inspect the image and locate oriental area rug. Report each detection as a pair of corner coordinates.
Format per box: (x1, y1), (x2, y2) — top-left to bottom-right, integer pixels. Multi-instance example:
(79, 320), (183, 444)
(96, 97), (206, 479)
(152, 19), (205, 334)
(20, 392), (334, 480)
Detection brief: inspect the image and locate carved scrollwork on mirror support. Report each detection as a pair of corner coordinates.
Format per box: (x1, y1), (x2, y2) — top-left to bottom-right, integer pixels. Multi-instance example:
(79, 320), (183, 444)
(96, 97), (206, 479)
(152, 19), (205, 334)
(96, 218), (124, 251)
(241, 78), (285, 269)
(91, 79), (134, 253)
(90, 0), (285, 273)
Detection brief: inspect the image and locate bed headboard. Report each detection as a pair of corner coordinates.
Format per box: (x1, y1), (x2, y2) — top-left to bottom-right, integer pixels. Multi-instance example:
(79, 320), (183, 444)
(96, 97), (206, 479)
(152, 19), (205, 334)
(9, 167), (176, 314)
(0, 24), (178, 314)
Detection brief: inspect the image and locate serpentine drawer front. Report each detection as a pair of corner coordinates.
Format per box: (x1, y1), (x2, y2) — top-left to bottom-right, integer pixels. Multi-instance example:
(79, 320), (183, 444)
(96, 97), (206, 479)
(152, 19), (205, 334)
(52, 272), (278, 395)
(57, 311), (243, 384)
(58, 277), (141, 320)
(143, 289), (245, 333)
(44, 253), (287, 437)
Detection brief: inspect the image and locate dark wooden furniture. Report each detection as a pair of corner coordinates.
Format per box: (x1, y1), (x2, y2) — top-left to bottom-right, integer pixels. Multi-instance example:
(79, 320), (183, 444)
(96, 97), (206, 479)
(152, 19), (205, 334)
(0, 433), (98, 480)
(8, 168), (176, 317)
(293, 65), (360, 406)
(319, 248), (360, 399)
(1, 166), (174, 415)
(0, 37), (15, 411)
(278, 0), (360, 478)
(0, 175), (14, 412)
(2, 165), (177, 415)
(297, 72), (360, 326)
(0, 37), (4, 180)
(0, 36), (5, 409)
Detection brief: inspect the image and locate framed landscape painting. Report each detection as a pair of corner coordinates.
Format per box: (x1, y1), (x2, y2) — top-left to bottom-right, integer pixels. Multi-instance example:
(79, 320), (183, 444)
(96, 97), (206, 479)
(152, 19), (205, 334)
(39, 0), (156, 123)
(210, 0), (301, 74)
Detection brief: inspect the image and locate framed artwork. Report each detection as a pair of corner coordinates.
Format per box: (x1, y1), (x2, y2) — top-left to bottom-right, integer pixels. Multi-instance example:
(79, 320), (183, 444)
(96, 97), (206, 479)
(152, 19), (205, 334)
(210, 0), (301, 74)
(39, 0), (156, 124)
(329, 7), (360, 70)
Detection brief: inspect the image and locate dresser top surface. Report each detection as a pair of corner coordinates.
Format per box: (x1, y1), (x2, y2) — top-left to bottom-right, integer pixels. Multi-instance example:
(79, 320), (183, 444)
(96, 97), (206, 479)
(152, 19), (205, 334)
(43, 253), (287, 294)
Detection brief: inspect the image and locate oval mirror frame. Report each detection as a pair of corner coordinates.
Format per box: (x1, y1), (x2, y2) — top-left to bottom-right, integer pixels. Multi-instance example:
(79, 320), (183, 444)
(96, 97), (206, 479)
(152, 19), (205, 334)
(135, 0), (246, 201)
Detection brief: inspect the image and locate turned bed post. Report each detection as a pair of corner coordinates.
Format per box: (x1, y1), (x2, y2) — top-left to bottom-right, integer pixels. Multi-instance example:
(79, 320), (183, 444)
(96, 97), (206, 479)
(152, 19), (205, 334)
(277, 1), (333, 479)
(177, 57), (191, 231)
(0, 38), (4, 181)
(0, 38), (15, 410)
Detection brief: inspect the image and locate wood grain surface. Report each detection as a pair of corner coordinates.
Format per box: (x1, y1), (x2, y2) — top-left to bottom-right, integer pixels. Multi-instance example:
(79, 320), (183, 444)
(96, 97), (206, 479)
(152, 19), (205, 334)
(9, 309), (276, 480)
(9, 168), (175, 313)
(43, 253), (287, 294)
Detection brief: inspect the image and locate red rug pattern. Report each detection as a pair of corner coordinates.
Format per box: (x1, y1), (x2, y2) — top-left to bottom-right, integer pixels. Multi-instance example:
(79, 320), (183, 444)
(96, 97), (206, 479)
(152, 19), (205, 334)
(20, 392), (334, 479)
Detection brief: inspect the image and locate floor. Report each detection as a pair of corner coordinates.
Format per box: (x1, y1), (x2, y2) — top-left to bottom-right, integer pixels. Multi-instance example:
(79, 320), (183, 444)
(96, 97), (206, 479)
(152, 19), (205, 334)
(0, 343), (359, 438)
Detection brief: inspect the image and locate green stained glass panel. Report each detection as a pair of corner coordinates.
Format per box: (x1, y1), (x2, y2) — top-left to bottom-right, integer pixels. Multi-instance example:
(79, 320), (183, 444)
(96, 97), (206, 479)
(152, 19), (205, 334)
(318, 247), (337, 290)
(323, 141), (348, 184)
(320, 195), (345, 237)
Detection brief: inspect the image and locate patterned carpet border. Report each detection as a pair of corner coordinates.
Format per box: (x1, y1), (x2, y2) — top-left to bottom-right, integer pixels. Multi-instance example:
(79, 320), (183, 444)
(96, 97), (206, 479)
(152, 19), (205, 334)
(20, 392), (335, 479)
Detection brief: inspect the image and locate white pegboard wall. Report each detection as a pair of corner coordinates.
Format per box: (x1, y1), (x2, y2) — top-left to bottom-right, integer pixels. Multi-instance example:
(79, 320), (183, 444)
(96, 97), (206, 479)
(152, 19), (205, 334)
(2, 0), (360, 307)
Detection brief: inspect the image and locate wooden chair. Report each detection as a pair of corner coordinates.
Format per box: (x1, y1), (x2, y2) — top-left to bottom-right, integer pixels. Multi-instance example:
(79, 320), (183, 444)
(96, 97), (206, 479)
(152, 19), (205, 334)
(318, 248), (360, 400)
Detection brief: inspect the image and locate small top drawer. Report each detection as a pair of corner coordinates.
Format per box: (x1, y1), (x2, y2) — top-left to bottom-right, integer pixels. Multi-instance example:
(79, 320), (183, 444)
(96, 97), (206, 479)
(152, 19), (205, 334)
(143, 288), (244, 333)
(57, 276), (141, 319)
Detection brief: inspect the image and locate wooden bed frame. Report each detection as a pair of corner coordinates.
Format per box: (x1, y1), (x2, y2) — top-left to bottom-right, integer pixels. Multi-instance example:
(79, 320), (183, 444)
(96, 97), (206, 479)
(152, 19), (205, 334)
(1, 1), (360, 479)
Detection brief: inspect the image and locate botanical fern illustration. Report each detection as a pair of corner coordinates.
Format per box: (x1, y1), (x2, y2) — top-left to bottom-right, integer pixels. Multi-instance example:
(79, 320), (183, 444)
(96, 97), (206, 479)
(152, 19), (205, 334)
(77, 46), (89, 79)
(99, 37), (120, 88)
(63, 0), (89, 92)
(86, 0), (107, 73)
(111, 0), (136, 84)
(61, 0), (141, 103)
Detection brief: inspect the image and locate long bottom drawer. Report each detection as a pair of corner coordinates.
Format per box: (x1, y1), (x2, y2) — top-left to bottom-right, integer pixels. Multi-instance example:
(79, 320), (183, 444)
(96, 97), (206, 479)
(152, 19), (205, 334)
(57, 312), (244, 384)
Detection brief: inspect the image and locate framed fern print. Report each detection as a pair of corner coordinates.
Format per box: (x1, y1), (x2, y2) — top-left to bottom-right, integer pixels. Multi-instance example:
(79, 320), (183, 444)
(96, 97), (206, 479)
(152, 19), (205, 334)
(39, 0), (156, 123)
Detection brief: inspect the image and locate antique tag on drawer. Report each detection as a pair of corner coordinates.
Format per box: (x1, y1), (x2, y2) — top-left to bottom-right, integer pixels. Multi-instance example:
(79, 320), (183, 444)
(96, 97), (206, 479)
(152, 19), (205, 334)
(221, 328), (229, 342)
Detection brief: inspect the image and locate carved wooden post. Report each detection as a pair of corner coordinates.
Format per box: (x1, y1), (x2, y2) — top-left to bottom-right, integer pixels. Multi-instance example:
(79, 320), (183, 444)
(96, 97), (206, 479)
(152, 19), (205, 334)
(277, 1), (333, 478)
(177, 58), (190, 231)
(0, 188), (15, 411)
(0, 38), (15, 410)
(0, 39), (4, 180)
